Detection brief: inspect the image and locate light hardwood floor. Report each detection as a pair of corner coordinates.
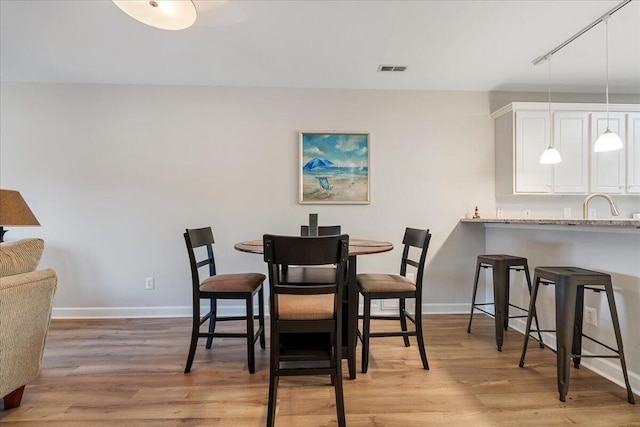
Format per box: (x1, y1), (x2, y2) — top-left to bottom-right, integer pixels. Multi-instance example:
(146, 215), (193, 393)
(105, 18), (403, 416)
(1, 315), (638, 426)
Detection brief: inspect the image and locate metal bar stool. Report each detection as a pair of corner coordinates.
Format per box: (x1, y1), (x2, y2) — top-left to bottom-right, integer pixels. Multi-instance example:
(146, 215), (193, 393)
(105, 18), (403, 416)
(467, 254), (543, 351)
(519, 266), (635, 404)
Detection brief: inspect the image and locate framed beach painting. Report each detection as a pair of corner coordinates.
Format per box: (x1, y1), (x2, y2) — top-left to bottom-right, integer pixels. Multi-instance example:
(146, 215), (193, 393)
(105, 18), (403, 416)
(299, 131), (370, 204)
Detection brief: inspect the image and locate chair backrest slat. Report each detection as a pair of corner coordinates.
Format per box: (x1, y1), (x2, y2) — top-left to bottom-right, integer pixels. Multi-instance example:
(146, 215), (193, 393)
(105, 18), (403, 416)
(265, 234), (348, 266)
(187, 227), (215, 248)
(399, 228), (432, 290)
(184, 227), (218, 294)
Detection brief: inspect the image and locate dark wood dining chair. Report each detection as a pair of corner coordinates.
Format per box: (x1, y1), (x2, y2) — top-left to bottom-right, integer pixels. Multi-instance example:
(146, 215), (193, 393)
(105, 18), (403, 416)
(263, 234), (350, 427)
(356, 227), (432, 373)
(183, 227), (266, 374)
(300, 225), (342, 236)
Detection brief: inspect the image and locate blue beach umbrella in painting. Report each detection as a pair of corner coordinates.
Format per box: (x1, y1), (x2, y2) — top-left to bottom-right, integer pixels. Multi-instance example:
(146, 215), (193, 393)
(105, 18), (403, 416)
(303, 158), (334, 171)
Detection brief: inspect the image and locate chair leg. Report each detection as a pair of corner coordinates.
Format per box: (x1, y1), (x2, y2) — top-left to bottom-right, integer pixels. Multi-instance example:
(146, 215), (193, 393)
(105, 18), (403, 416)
(572, 286), (585, 369)
(267, 323), (280, 427)
(246, 295), (256, 374)
(467, 260), (482, 333)
(361, 294), (372, 373)
(504, 269), (511, 331)
(206, 298), (217, 349)
(555, 277), (578, 403)
(399, 298), (410, 347)
(184, 301), (200, 374)
(3, 385), (25, 410)
(333, 370), (346, 427)
(523, 263), (544, 348)
(414, 298), (429, 370)
(266, 374), (279, 427)
(258, 287), (266, 349)
(604, 282), (636, 404)
(519, 277), (541, 368)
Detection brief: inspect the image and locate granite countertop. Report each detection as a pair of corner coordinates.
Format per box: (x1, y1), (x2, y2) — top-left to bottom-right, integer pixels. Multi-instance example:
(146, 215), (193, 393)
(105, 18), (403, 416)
(460, 218), (640, 228)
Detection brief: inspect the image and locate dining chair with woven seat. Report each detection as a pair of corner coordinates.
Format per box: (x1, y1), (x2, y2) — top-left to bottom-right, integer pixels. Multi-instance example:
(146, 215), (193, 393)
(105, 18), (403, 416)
(263, 234), (349, 427)
(356, 227), (432, 373)
(183, 227), (266, 374)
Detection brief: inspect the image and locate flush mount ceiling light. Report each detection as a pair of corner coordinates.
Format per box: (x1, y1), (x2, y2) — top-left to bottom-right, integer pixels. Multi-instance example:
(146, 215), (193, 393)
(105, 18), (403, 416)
(594, 17), (623, 153)
(112, 0), (197, 30)
(539, 55), (561, 165)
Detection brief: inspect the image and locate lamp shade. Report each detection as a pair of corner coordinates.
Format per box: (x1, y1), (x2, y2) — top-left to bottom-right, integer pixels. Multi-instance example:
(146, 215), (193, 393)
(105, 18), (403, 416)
(112, 0), (197, 30)
(539, 146), (562, 164)
(594, 128), (623, 152)
(0, 189), (40, 226)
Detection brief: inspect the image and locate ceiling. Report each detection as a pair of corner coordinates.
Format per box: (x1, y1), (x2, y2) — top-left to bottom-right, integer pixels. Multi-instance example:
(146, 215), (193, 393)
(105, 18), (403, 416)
(1, 0), (639, 94)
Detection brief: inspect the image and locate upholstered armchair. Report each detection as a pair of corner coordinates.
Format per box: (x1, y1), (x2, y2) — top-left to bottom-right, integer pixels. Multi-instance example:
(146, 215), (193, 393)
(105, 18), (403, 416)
(0, 238), (57, 410)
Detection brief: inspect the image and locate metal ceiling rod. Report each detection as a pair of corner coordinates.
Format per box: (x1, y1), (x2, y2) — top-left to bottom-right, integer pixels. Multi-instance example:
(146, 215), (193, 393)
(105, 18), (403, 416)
(531, 0), (632, 66)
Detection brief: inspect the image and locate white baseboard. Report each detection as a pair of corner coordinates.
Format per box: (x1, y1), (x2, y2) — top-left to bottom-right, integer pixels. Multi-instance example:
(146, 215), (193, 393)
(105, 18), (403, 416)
(52, 302), (471, 319)
(53, 305), (233, 319)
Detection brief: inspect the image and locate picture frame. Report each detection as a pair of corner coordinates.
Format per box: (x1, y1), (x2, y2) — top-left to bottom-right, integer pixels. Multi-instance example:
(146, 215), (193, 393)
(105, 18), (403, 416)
(299, 131), (370, 204)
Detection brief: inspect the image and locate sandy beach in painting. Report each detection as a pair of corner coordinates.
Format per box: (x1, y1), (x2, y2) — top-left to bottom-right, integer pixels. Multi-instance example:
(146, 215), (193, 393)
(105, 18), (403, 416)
(302, 169), (368, 202)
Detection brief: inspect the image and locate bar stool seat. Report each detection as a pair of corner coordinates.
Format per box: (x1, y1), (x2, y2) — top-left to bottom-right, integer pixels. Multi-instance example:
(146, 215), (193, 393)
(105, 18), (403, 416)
(467, 254), (542, 351)
(519, 266), (635, 404)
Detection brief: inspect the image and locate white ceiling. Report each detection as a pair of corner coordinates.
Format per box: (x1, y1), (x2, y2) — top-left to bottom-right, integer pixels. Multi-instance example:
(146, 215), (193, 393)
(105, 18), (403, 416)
(1, 0), (639, 94)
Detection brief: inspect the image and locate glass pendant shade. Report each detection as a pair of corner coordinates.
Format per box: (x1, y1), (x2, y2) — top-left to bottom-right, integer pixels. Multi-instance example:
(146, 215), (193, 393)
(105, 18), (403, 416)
(594, 128), (623, 152)
(112, 0), (196, 30)
(539, 146), (562, 164)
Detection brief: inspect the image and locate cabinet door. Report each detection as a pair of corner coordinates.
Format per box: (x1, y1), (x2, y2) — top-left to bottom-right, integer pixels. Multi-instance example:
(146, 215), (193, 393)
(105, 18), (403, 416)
(590, 112), (625, 194)
(627, 113), (640, 194)
(554, 112), (588, 194)
(515, 111), (551, 193)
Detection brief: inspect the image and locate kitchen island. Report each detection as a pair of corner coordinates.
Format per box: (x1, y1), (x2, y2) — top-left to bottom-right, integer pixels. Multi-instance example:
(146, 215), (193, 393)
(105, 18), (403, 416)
(461, 217), (639, 397)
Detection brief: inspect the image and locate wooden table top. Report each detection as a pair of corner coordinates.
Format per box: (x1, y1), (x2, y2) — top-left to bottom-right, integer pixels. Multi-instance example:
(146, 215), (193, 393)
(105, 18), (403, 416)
(234, 238), (393, 256)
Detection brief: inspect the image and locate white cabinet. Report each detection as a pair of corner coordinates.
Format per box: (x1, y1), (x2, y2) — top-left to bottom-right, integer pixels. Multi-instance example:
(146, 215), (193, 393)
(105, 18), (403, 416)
(493, 103), (640, 196)
(510, 110), (589, 195)
(590, 112), (626, 194)
(514, 111), (551, 193)
(554, 112), (589, 194)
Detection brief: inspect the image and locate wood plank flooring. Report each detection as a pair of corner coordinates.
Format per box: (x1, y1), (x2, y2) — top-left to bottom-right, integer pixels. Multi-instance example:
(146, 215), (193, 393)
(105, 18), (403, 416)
(1, 315), (638, 426)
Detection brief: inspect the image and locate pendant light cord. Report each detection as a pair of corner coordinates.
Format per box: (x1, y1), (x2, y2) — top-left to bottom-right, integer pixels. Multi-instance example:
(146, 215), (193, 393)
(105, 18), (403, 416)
(548, 55), (553, 148)
(604, 17), (610, 124)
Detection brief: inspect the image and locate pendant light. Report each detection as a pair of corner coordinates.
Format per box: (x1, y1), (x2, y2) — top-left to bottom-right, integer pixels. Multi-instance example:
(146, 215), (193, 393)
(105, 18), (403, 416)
(594, 17), (623, 152)
(112, 0), (197, 31)
(539, 55), (561, 164)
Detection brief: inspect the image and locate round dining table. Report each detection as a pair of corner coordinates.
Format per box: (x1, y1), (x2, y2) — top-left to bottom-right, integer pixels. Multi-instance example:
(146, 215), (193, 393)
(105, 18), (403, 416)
(234, 238), (393, 379)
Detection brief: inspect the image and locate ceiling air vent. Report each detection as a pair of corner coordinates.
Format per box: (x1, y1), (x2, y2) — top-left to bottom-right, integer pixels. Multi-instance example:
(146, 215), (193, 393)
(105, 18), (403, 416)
(378, 65), (407, 72)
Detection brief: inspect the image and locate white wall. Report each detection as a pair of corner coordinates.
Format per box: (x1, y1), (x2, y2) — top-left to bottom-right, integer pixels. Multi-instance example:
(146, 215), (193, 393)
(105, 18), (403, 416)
(3, 82), (637, 392)
(0, 82), (493, 317)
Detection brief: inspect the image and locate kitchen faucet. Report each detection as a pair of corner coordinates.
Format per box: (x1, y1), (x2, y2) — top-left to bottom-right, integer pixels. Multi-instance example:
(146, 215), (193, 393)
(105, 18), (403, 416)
(582, 193), (619, 219)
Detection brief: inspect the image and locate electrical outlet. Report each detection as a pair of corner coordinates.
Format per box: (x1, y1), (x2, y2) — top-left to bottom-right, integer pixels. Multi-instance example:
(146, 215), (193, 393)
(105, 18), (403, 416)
(524, 209), (531, 218)
(145, 277), (155, 290)
(563, 207), (572, 219)
(585, 306), (598, 327)
(496, 208), (504, 219)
